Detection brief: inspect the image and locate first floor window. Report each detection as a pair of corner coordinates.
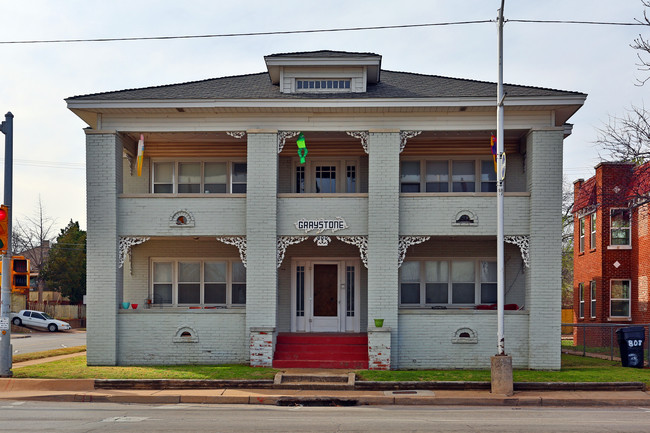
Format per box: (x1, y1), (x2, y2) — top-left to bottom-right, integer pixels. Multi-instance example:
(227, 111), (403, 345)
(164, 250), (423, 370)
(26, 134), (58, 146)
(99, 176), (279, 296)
(610, 279), (630, 317)
(400, 259), (496, 306)
(152, 259), (246, 306)
(590, 280), (597, 318)
(578, 283), (584, 318)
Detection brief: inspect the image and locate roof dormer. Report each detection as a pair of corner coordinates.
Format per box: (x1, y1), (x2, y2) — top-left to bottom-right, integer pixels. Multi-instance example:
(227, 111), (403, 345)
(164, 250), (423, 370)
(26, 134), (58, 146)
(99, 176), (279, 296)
(264, 50), (382, 94)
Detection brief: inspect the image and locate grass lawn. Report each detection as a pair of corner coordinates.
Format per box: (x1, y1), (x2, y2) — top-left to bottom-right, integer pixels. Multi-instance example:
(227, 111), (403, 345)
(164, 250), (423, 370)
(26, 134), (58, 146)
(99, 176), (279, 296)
(12, 353), (650, 384)
(13, 346), (87, 364)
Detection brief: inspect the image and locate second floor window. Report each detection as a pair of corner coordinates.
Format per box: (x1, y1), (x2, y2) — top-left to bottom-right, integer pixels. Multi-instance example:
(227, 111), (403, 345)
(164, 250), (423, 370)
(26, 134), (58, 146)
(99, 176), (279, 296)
(590, 213), (597, 250)
(610, 208), (630, 246)
(294, 160), (358, 193)
(400, 160), (495, 193)
(579, 217), (585, 253)
(153, 161), (246, 194)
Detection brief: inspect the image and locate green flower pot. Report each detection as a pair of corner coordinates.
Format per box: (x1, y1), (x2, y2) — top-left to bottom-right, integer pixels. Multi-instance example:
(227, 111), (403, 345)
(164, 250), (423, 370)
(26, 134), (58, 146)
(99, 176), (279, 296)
(374, 319), (384, 328)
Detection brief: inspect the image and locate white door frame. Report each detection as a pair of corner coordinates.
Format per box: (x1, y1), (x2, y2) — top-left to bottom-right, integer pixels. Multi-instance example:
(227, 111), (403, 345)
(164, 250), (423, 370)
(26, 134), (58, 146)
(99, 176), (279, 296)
(291, 258), (360, 332)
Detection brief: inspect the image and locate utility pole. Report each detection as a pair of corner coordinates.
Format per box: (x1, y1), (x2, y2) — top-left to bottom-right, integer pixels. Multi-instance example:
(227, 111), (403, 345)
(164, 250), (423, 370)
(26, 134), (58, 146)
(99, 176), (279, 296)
(0, 112), (13, 377)
(490, 0), (513, 395)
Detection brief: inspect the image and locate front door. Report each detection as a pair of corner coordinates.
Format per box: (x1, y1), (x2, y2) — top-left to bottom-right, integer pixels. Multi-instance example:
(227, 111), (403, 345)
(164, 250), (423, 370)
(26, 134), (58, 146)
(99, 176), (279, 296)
(312, 264), (339, 331)
(292, 259), (360, 332)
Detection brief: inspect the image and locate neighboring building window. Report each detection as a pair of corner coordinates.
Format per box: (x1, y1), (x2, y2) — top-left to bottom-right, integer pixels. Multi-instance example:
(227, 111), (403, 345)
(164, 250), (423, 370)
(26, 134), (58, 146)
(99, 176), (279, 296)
(590, 212), (597, 250)
(610, 208), (631, 246)
(294, 159), (358, 193)
(399, 259), (496, 306)
(152, 259), (245, 306)
(590, 280), (597, 318)
(579, 217), (585, 253)
(400, 160), (495, 193)
(296, 79), (351, 91)
(610, 280), (631, 317)
(578, 282), (584, 318)
(152, 161), (246, 194)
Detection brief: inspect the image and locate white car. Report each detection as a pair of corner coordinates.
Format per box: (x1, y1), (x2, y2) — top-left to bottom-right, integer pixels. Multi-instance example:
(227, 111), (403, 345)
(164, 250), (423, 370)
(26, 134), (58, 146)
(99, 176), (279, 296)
(11, 310), (71, 332)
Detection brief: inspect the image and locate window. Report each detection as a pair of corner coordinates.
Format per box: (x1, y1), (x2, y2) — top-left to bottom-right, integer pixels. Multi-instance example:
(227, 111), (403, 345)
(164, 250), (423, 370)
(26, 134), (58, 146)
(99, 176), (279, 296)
(152, 259), (245, 307)
(296, 79), (351, 91)
(590, 213), (597, 250)
(400, 160), (494, 193)
(610, 208), (630, 246)
(579, 217), (585, 253)
(152, 161), (246, 194)
(578, 282), (584, 318)
(590, 280), (596, 318)
(399, 259), (496, 306)
(294, 160), (358, 193)
(610, 280), (630, 317)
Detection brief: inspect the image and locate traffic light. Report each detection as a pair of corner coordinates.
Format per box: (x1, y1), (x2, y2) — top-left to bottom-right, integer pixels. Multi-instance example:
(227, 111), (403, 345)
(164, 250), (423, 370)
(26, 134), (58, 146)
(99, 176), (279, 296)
(0, 205), (8, 255)
(11, 256), (30, 295)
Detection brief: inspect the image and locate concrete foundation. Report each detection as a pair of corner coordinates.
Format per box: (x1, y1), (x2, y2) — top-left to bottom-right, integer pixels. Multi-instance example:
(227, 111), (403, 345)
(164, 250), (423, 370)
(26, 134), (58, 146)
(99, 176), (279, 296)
(490, 355), (513, 396)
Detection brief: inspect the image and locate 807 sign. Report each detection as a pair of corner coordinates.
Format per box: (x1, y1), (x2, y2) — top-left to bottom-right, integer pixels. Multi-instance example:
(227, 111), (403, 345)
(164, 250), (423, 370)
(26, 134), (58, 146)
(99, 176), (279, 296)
(627, 339), (643, 348)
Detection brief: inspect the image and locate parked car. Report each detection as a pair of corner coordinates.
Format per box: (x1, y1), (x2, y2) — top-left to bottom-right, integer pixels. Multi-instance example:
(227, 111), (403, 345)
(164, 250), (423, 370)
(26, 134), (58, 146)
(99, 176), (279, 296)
(10, 310), (71, 332)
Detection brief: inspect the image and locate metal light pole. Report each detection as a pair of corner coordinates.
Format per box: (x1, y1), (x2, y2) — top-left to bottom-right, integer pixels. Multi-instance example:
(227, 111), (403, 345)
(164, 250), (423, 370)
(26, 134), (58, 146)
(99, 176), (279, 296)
(0, 112), (13, 377)
(491, 0), (513, 395)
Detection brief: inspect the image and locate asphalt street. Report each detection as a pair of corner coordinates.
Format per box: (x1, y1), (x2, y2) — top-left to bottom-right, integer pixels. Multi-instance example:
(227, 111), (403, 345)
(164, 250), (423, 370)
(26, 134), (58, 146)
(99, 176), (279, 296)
(9, 330), (86, 355)
(1, 401), (649, 432)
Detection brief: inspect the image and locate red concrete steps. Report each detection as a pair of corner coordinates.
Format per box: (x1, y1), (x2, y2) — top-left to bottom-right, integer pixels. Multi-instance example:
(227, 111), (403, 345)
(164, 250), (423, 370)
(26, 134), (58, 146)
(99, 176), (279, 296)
(273, 333), (369, 369)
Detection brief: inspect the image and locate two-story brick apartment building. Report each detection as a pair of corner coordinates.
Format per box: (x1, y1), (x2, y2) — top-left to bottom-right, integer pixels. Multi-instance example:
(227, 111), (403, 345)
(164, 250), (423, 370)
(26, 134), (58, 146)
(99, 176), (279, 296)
(573, 161), (650, 346)
(67, 51), (585, 369)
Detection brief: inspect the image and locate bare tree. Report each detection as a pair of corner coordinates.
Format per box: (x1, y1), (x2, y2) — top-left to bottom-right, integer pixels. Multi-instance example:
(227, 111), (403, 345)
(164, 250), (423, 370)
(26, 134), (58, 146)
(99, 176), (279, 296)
(561, 179), (574, 309)
(12, 197), (57, 303)
(633, 0), (650, 86)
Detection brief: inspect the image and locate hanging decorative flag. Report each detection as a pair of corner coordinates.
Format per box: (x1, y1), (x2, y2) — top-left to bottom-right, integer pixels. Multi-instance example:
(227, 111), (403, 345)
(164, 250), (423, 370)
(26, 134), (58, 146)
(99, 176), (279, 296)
(296, 132), (308, 164)
(136, 134), (145, 176)
(490, 134), (497, 173)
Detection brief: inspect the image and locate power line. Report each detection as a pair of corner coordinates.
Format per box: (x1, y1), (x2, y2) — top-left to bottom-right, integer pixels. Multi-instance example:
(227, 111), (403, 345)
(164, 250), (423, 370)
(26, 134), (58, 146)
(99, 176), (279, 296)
(0, 18), (644, 45)
(0, 158), (84, 169)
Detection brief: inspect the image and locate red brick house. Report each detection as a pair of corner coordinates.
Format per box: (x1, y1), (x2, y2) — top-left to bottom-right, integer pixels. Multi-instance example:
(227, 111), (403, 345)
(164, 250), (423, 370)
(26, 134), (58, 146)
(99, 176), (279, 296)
(573, 161), (650, 345)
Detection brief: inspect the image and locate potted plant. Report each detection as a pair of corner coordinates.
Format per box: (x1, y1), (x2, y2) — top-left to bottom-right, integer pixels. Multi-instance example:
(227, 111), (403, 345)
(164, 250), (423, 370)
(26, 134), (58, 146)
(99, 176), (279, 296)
(374, 319), (384, 328)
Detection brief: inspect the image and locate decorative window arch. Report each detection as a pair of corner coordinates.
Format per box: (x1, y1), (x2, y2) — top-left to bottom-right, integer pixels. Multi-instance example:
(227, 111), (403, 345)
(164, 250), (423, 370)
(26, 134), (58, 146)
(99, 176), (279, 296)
(173, 326), (199, 343)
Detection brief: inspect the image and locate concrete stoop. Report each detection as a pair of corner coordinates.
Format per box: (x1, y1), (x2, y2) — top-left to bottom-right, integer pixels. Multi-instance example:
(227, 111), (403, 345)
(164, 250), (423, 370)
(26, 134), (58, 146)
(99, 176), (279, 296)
(274, 372), (355, 390)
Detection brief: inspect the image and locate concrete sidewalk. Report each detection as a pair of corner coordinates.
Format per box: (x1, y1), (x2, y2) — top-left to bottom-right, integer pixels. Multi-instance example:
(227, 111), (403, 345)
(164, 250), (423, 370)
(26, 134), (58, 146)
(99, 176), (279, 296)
(1, 378), (650, 407)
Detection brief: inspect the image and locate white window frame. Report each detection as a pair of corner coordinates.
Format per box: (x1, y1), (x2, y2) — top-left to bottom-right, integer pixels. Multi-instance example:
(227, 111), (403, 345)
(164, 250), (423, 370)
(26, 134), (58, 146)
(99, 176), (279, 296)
(610, 279), (631, 318)
(150, 258), (246, 307)
(610, 208), (631, 247)
(590, 280), (597, 319)
(590, 212), (597, 250)
(578, 282), (584, 319)
(398, 258), (497, 307)
(295, 78), (352, 92)
(151, 159), (247, 194)
(293, 158), (359, 194)
(399, 158), (496, 193)
(579, 217), (585, 253)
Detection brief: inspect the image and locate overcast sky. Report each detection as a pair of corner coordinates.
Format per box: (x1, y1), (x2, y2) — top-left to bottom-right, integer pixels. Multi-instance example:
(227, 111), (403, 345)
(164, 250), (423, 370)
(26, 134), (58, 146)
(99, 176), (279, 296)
(0, 1), (647, 234)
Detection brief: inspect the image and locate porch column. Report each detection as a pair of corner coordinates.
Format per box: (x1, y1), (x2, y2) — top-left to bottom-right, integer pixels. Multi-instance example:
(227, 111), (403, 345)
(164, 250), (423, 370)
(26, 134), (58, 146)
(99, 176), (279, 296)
(85, 131), (123, 365)
(245, 131), (278, 367)
(367, 130), (400, 369)
(525, 128), (564, 369)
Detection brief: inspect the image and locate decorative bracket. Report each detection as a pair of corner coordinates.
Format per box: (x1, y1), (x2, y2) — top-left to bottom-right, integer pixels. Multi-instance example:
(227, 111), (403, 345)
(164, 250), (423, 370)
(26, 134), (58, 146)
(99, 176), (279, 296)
(399, 130), (422, 153)
(336, 236), (368, 268)
(346, 131), (369, 154)
(277, 236), (308, 268)
(505, 235), (530, 268)
(277, 131), (301, 153)
(314, 236), (331, 247)
(119, 236), (150, 274)
(226, 131), (246, 139)
(398, 236), (430, 267)
(216, 236), (247, 267)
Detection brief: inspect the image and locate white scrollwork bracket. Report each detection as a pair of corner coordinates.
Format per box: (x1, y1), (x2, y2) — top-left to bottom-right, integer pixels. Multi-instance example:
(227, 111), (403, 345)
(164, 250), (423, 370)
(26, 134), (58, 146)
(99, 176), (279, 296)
(336, 236), (368, 268)
(346, 131), (369, 154)
(398, 236), (430, 267)
(226, 131), (246, 139)
(216, 236), (248, 267)
(277, 236), (308, 268)
(277, 131), (301, 153)
(119, 236), (150, 275)
(314, 236), (331, 247)
(505, 235), (530, 268)
(400, 130), (422, 153)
